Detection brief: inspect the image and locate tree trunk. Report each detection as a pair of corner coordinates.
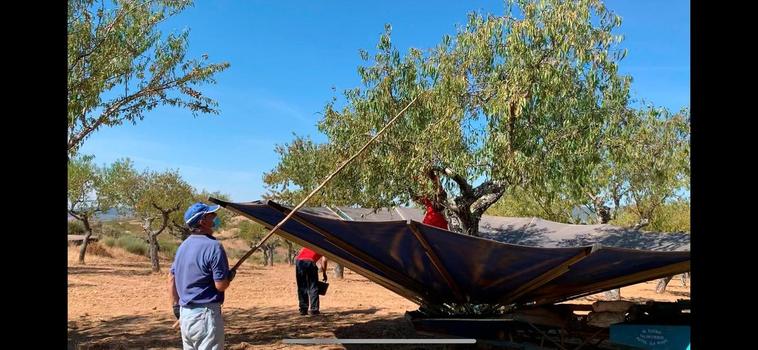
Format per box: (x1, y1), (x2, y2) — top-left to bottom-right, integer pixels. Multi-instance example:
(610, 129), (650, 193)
(286, 241), (295, 265)
(452, 207), (482, 237)
(78, 216), (93, 264)
(333, 263), (344, 279)
(432, 168), (506, 237)
(267, 245), (275, 266)
(444, 208), (462, 233)
(611, 191), (622, 221)
(596, 205), (611, 224)
(680, 272), (689, 287)
(656, 276), (673, 294)
(632, 218), (650, 230)
(147, 233), (161, 272)
(143, 217), (162, 272)
(604, 288), (621, 300)
(262, 248), (269, 266)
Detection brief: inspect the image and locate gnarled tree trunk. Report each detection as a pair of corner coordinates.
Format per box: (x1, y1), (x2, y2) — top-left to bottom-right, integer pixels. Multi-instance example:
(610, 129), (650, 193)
(593, 196), (611, 225)
(333, 264), (344, 279)
(142, 205), (176, 272)
(267, 245), (275, 266)
(262, 247), (270, 266)
(451, 207), (483, 236)
(77, 215), (93, 264)
(431, 167), (506, 237)
(147, 233), (161, 272)
(656, 275), (674, 294)
(604, 288), (621, 300)
(285, 241), (295, 265)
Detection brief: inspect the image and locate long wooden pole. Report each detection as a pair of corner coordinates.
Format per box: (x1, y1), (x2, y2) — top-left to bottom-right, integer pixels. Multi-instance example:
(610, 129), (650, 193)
(229, 95), (421, 271)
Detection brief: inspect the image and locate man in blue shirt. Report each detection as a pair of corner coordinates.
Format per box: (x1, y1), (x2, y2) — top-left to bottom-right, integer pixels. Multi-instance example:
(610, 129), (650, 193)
(168, 202), (235, 350)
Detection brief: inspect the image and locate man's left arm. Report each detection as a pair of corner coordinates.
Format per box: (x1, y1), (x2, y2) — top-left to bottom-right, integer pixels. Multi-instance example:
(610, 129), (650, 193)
(168, 270), (180, 319)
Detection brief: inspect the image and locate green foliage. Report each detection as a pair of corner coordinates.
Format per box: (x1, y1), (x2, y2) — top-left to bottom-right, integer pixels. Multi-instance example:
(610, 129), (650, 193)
(68, 220), (86, 235)
(611, 200), (690, 233)
(101, 236), (116, 247)
(265, 0), (632, 236)
(106, 158), (195, 232)
(105, 158), (195, 271)
(492, 105), (690, 228)
(236, 220), (261, 243)
(115, 234), (148, 256)
(68, 155), (115, 225)
(68, 0), (230, 155)
(486, 187), (578, 223)
(158, 236), (180, 259)
(619, 107), (690, 224)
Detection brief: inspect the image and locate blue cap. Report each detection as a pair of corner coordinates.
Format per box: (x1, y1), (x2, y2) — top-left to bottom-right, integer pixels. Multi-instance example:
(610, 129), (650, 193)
(184, 202), (221, 228)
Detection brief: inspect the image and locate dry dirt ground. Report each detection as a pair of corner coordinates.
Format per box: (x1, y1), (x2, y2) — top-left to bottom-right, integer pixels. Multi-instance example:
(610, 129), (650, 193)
(68, 244), (689, 350)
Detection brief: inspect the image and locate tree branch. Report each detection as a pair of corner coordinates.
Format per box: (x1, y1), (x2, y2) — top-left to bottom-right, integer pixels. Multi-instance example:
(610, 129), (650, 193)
(69, 79), (177, 152)
(433, 166), (473, 198)
(531, 192), (557, 220)
(632, 219), (649, 230)
(471, 181), (506, 217)
(68, 210), (84, 221)
(69, 0), (154, 72)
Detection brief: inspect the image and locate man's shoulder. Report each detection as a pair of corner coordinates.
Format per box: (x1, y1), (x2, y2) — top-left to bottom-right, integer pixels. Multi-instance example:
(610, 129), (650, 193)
(183, 235), (223, 248)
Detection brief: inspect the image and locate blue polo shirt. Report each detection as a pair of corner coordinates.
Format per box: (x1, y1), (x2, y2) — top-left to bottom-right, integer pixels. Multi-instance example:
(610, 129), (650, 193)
(171, 233), (230, 306)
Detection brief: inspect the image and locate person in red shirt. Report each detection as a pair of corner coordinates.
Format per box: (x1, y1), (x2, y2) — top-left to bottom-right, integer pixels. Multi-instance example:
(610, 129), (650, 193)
(295, 247), (328, 315)
(414, 168), (449, 230)
(421, 197), (449, 230)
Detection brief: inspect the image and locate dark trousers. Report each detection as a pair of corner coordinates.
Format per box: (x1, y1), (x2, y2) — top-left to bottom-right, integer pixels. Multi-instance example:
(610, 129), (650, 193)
(295, 259), (319, 312)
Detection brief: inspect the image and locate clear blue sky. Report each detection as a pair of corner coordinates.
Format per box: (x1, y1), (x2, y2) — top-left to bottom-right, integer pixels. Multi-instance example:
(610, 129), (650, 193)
(79, 0), (690, 201)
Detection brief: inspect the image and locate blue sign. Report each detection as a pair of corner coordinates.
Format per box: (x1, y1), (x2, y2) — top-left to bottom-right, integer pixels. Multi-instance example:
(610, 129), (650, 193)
(610, 324), (690, 350)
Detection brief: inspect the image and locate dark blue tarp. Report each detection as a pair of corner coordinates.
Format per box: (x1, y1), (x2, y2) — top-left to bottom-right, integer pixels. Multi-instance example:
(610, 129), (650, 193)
(212, 199), (690, 306)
